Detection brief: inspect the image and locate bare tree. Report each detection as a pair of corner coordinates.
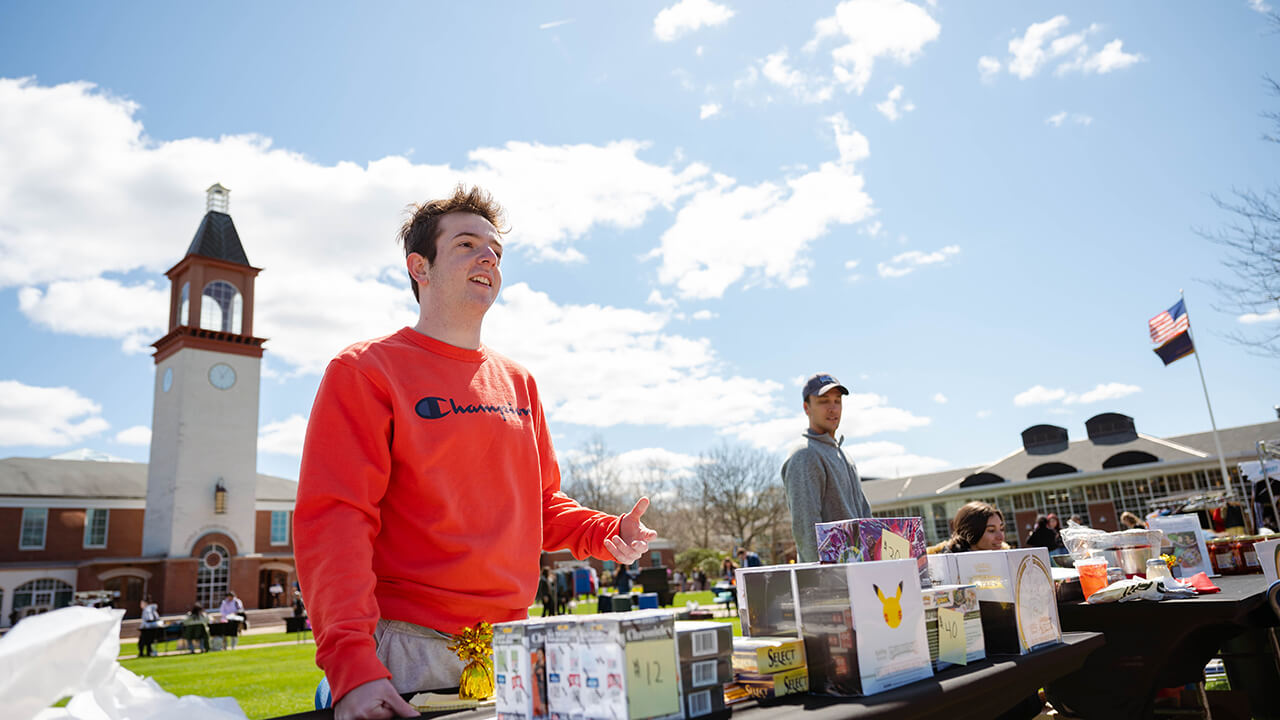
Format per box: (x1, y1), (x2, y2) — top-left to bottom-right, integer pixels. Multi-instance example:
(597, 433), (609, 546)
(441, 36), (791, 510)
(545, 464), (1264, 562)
(561, 435), (625, 515)
(1204, 13), (1280, 357)
(693, 444), (789, 556)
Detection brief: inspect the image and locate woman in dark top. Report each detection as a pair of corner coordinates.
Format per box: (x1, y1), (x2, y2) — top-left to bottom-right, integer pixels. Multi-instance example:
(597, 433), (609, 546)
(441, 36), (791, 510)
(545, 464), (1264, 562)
(932, 501), (1008, 553)
(1026, 514), (1059, 549)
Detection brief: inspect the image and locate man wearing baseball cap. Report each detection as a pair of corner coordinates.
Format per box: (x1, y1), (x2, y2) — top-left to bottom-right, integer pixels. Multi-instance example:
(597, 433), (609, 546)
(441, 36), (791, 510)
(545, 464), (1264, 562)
(781, 373), (872, 562)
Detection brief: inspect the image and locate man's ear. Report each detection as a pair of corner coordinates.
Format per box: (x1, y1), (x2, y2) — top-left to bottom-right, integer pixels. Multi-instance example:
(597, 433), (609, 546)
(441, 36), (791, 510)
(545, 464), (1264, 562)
(406, 252), (430, 284)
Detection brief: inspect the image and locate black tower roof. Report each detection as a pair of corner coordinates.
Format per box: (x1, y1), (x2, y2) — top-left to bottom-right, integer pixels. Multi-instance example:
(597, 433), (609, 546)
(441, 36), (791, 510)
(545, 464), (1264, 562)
(186, 211), (249, 265)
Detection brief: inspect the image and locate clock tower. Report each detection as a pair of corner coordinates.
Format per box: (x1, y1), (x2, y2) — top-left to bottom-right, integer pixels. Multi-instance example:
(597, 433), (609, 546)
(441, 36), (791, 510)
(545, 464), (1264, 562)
(143, 184), (266, 568)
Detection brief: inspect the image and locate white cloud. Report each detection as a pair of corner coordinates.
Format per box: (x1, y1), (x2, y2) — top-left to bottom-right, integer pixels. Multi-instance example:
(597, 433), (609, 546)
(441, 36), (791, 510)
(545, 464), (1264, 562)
(1239, 308), (1280, 324)
(1047, 111), (1094, 127)
(615, 447), (701, 482)
(1015, 382), (1141, 407)
(758, 50), (834, 104)
(933, 393), (947, 404)
(1249, 0), (1273, 14)
(0, 380), (110, 447)
(1014, 385), (1068, 406)
(653, 0), (735, 42)
(998, 16), (1143, 80)
(18, 278), (169, 354)
(976, 410), (992, 419)
(486, 283), (782, 428)
(651, 113), (873, 299)
(808, 0), (941, 95)
(114, 425), (151, 446)
(539, 19), (574, 30)
(691, 309), (716, 320)
(1065, 382), (1141, 405)
(848, 440), (950, 478)
(844, 259), (860, 270)
(724, 390), (930, 452)
(978, 55), (1002, 81)
(0, 77), (710, 373)
(1059, 39), (1143, 76)
(875, 84), (915, 121)
(699, 103), (721, 119)
(876, 244), (959, 278)
(259, 414), (309, 456)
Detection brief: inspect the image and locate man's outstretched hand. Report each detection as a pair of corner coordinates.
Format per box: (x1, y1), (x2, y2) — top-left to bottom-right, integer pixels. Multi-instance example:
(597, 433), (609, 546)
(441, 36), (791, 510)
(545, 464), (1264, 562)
(335, 678), (417, 720)
(604, 497), (658, 564)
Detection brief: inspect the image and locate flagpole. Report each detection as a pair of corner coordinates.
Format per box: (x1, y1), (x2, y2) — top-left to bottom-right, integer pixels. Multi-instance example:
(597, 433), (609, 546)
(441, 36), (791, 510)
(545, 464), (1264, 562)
(1181, 289), (1234, 498)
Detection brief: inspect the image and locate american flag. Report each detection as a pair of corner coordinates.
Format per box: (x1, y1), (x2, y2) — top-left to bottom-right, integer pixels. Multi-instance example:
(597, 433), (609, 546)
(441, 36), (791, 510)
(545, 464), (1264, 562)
(1149, 299), (1189, 345)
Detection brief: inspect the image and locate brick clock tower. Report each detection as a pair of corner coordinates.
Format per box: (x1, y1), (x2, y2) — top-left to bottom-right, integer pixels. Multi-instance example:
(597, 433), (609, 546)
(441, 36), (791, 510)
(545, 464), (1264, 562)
(143, 184), (266, 610)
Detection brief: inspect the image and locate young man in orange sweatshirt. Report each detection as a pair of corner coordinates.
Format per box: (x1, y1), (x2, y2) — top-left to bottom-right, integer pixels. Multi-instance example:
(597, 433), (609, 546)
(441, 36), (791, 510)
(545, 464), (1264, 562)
(294, 185), (656, 720)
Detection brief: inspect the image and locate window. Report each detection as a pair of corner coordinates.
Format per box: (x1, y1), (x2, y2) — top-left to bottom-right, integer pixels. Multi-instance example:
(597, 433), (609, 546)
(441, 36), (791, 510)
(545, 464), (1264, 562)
(270, 511), (290, 546)
(179, 282), (190, 326)
(83, 508), (109, 548)
(20, 508), (47, 550)
(931, 503), (950, 543)
(195, 544), (231, 609)
(200, 280), (242, 334)
(13, 578), (73, 616)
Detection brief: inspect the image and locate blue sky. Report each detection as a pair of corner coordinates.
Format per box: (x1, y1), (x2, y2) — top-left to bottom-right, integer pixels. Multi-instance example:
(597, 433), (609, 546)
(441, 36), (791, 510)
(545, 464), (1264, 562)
(1, 0), (1277, 486)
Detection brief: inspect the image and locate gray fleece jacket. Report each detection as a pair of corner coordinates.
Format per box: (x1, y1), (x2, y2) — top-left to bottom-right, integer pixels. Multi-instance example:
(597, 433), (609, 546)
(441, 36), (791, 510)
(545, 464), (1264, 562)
(781, 430), (872, 563)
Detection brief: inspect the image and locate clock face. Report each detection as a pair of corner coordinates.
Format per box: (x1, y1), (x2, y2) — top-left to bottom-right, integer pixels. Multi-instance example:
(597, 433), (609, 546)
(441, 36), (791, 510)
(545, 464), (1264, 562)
(162, 367), (173, 393)
(209, 362), (237, 390)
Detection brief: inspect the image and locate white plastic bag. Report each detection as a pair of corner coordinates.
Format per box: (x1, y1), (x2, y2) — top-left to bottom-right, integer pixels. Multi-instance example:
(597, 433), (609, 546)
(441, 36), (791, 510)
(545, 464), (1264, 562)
(1085, 577), (1196, 604)
(0, 606), (246, 720)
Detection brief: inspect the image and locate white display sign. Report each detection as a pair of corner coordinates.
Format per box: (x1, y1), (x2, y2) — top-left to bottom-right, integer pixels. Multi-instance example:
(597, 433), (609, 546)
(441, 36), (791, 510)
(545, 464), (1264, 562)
(1256, 537), (1280, 586)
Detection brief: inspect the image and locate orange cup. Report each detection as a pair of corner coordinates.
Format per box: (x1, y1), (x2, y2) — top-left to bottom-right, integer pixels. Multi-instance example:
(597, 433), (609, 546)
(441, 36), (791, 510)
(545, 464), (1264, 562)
(1075, 558), (1108, 600)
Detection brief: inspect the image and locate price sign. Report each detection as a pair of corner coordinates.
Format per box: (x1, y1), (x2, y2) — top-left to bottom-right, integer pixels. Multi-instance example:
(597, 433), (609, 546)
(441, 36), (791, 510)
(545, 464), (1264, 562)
(937, 607), (967, 665)
(881, 529), (911, 561)
(626, 639), (679, 718)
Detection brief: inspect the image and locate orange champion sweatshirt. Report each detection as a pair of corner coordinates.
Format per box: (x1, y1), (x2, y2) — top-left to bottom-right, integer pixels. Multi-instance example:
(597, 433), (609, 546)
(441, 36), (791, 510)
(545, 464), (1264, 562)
(294, 328), (621, 703)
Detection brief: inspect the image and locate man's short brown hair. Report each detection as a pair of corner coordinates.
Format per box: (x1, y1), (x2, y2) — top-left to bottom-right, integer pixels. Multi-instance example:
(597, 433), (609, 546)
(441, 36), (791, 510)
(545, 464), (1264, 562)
(399, 184), (507, 300)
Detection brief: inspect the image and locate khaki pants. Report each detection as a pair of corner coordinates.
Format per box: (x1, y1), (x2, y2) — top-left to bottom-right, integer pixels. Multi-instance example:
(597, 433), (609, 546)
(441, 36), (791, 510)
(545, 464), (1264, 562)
(375, 619), (465, 694)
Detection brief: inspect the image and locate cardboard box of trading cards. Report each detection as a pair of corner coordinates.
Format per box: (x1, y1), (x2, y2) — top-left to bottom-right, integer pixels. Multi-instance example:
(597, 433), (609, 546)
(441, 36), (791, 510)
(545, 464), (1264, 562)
(494, 618), (551, 720)
(728, 636), (809, 703)
(545, 617), (583, 720)
(736, 563), (816, 637)
(951, 548), (1061, 655)
(792, 559), (933, 696)
(579, 610), (682, 720)
(815, 517), (930, 588)
(920, 584), (985, 670)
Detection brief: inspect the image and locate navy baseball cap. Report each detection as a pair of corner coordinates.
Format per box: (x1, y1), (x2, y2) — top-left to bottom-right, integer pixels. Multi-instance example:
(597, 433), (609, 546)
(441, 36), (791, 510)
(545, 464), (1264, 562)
(802, 373), (849, 401)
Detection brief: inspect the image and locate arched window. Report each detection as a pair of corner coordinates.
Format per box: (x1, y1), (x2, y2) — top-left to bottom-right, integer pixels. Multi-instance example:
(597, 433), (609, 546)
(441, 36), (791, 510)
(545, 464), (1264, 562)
(179, 282), (190, 326)
(1028, 462), (1079, 479)
(1103, 451), (1159, 469)
(960, 472), (1006, 487)
(13, 578), (74, 617)
(196, 544), (230, 608)
(200, 281), (242, 334)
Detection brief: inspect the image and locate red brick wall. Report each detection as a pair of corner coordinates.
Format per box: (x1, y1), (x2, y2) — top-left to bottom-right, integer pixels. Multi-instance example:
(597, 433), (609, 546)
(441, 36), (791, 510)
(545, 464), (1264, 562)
(0, 507), (144, 563)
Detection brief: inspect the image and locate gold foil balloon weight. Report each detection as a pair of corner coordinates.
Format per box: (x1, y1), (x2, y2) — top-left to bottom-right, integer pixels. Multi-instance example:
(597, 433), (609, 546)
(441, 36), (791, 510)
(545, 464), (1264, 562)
(449, 622), (495, 700)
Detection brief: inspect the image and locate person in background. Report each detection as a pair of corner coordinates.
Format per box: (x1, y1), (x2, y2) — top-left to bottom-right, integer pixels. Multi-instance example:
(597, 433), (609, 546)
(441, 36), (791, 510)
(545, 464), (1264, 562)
(138, 595), (162, 658)
(736, 548), (763, 567)
(781, 373), (873, 563)
(671, 568), (684, 593)
(930, 501), (1009, 553)
(181, 603), (211, 653)
(694, 569), (708, 591)
(1068, 513), (1087, 527)
(1120, 511), (1147, 529)
(1025, 515), (1059, 550)
(614, 564), (634, 594)
(720, 556), (737, 583)
(293, 591), (307, 619)
(537, 567), (558, 617)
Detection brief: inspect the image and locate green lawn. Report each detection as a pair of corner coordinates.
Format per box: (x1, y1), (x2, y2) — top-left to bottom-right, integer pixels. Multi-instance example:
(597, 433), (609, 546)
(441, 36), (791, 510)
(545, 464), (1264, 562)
(120, 643), (323, 719)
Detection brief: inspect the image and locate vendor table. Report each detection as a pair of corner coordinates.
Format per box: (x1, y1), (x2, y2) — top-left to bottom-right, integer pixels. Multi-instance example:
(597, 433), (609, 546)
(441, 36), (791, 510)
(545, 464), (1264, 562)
(1047, 574), (1278, 719)
(269, 632), (1103, 720)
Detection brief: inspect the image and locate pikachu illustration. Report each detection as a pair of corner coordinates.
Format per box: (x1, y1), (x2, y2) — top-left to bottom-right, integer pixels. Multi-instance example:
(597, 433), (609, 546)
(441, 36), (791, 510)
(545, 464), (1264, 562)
(873, 581), (904, 629)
